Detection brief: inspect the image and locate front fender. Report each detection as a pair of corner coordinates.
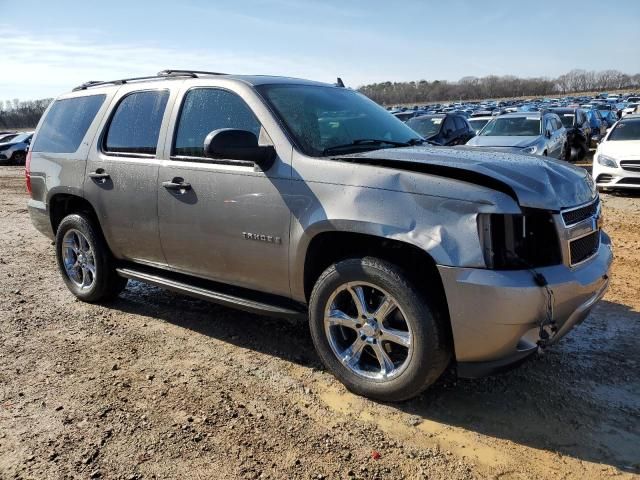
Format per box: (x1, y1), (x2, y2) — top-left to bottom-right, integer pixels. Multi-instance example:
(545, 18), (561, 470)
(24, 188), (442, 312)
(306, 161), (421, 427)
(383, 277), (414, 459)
(288, 178), (518, 302)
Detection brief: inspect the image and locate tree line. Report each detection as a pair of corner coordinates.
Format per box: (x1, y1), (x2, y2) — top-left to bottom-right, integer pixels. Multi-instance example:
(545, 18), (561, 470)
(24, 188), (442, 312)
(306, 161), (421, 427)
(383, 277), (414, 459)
(358, 69), (640, 105)
(0, 99), (53, 130)
(1, 69), (639, 129)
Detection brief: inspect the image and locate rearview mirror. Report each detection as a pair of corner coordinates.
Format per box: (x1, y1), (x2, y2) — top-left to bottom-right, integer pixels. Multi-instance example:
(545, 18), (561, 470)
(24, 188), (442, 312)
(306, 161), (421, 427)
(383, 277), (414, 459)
(204, 129), (275, 167)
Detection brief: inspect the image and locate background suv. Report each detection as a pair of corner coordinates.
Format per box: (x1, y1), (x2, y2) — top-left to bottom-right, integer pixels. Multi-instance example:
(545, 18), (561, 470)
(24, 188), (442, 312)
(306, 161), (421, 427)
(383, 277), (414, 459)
(27, 70), (611, 401)
(465, 111), (567, 158)
(406, 113), (475, 146)
(0, 132), (33, 165)
(551, 107), (591, 161)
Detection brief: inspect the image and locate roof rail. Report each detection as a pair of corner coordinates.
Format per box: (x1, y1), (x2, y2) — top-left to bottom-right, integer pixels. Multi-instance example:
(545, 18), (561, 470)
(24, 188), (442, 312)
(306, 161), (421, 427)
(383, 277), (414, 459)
(157, 69), (228, 76)
(71, 69), (227, 92)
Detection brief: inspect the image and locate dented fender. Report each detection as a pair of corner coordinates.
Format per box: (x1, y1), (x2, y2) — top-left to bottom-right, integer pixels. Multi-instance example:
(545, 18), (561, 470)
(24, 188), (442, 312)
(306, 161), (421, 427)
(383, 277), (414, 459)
(288, 150), (521, 302)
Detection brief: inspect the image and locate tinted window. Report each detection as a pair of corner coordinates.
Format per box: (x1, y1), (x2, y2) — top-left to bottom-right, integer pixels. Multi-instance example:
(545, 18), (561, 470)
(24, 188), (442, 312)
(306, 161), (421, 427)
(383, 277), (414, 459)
(443, 117), (456, 135)
(453, 116), (466, 130)
(174, 88), (260, 157)
(32, 95), (105, 153)
(406, 116), (443, 138)
(105, 90), (169, 155)
(559, 113), (574, 128)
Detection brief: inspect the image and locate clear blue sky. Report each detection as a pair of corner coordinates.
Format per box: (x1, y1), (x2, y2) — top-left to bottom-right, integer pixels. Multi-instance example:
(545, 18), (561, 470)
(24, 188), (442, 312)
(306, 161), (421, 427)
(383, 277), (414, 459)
(2, 0), (639, 100)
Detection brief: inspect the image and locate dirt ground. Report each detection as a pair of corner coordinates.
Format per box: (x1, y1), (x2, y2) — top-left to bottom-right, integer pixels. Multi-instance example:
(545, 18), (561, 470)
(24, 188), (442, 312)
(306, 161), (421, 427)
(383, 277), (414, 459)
(0, 165), (638, 480)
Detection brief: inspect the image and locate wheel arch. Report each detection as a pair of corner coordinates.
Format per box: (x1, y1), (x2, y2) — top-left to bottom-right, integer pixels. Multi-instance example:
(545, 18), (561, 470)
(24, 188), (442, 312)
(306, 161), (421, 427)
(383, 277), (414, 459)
(49, 193), (102, 238)
(300, 230), (453, 352)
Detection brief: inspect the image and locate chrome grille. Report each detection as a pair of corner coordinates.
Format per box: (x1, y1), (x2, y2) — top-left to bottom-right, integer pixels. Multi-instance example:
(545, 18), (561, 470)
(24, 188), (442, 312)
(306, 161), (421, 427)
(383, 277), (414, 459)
(620, 160), (640, 172)
(561, 199), (599, 226)
(570, 231), (600, 265)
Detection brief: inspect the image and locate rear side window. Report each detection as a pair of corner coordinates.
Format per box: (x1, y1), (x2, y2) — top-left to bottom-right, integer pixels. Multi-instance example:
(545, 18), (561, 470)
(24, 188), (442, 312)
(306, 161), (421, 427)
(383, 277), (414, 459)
(32, 95), (105, 153)
(453, 116), (466, 130)
(173, 88), (260, 157)
(105, 90), (169, 155)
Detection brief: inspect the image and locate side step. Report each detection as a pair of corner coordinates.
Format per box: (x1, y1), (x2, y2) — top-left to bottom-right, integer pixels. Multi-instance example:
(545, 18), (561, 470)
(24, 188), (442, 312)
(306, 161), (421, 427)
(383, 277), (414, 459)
(116, 267), (307, 320)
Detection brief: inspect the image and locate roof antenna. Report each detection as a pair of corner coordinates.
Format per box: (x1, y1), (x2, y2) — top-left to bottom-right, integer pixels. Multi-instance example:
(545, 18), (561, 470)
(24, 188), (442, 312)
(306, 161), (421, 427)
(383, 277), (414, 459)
(336, 77), (345, 88)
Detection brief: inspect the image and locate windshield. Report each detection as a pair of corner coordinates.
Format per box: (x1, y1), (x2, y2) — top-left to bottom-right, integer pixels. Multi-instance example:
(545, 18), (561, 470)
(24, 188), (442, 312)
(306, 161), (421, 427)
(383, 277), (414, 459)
(406, 116), (443, 138)
(468, 118), (490, 133)
(608, 119), (640, 141)
(256, 84), (421, 156)
(479, 116), (541, 136)
(558, 114), (574, 128)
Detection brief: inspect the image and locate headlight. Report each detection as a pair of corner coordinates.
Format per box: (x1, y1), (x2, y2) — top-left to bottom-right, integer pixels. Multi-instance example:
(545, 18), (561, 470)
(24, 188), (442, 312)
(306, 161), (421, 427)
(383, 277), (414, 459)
(478, 212), (561, 269)
(596, 154), (618, 168)
(522, 145), (538, 154)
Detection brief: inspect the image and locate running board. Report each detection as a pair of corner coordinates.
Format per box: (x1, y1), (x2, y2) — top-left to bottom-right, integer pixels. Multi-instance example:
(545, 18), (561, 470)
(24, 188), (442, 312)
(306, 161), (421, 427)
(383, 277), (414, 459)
(116, 267), (307, 320)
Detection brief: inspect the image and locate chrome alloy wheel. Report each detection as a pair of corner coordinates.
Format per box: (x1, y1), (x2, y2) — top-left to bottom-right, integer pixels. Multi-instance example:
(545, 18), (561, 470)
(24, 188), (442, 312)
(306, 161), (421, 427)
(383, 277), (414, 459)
(323, 282), (413, 380)
(61, 229), (96, 290)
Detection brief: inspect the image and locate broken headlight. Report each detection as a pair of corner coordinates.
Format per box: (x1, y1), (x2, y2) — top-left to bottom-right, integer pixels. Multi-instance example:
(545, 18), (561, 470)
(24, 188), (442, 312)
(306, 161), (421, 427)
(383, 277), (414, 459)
(478, 211), (561, 269)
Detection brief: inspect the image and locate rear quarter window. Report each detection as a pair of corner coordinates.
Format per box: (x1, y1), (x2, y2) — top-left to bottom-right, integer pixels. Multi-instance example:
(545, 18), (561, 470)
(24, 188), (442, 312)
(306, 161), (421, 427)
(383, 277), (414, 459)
(32, 95), (106, 153)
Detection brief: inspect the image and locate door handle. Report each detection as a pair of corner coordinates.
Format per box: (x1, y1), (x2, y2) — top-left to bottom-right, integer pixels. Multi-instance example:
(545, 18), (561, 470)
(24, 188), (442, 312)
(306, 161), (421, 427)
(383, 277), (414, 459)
(162, 178), (192, 192)
(88, 169), (110, 182)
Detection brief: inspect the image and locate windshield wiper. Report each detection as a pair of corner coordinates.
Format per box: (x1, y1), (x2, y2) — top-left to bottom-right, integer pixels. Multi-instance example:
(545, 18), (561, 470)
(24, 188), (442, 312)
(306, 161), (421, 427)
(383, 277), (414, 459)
(322, 137), (426, 155)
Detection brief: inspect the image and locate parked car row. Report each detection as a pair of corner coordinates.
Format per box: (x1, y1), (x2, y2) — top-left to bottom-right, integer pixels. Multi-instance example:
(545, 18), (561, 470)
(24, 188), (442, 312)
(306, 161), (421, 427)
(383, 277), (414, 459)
(390, 91), (640, 161)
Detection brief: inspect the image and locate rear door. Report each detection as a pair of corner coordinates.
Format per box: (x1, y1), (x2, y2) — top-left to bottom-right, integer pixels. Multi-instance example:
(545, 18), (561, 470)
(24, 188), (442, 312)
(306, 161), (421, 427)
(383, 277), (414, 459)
(157, 85), (292, 297)
(84, 86), (176, 266)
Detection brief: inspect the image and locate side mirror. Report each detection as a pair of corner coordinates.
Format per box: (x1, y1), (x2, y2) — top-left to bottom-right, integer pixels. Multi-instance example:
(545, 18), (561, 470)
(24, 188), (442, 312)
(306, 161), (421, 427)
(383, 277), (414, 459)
(545, 130), (552, 138)
(204, 129), (275, 167)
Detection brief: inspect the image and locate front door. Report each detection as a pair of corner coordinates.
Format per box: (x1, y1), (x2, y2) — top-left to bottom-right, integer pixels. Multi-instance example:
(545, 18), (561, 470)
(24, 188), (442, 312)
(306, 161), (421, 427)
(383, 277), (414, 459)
(84, 88), (172, 266)
(157, 87), (292, 297)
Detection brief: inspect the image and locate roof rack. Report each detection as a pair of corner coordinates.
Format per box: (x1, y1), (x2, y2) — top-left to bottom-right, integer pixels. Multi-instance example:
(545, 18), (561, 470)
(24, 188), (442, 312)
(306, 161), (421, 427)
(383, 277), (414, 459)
(72, 69), (228, 92)
(157, 69), (228, 76)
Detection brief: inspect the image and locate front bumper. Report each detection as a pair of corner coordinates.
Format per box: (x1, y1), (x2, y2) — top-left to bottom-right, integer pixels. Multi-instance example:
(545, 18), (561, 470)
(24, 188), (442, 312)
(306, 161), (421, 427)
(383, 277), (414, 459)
(437, 232), (613, 376)
(593, 162), (640, 189)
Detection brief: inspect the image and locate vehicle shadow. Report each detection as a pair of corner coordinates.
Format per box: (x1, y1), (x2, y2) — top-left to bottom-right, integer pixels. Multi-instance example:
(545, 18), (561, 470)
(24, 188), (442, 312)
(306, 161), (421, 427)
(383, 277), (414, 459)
(109, 285), (640, 473)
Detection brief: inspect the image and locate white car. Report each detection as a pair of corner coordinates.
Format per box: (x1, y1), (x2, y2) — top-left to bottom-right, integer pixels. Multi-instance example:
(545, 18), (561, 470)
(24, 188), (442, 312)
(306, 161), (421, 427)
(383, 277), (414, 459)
(592, 114), (640, 190)
(467, 115), (493, 134)
(621, 103), (639, 117)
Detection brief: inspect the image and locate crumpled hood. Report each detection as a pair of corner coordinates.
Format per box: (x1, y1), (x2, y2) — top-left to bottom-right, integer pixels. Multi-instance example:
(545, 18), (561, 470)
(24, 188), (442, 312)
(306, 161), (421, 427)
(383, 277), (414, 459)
(340, 145), (596, 210)
(465, 135), (539, 148)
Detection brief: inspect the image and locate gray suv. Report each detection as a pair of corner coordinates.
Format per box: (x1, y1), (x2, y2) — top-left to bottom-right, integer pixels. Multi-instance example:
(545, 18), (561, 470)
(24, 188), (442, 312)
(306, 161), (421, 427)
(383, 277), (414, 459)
(466, 111), (568, 158)
(27, 70), (612, 401)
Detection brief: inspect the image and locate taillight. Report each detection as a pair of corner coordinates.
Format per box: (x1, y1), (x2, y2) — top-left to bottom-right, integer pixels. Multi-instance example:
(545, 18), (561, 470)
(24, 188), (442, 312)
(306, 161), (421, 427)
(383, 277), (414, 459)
(25, 151), (32, 195)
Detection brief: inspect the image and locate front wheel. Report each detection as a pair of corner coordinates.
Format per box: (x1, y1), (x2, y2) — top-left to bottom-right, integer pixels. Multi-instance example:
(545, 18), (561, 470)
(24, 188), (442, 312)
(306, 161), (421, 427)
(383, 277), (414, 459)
(308, 257), (451, 402)
(55, 214), (128, 302)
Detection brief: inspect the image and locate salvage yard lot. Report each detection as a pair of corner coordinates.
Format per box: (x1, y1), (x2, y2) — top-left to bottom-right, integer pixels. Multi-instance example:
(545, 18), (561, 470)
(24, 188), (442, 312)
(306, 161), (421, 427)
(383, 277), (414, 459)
(0, 165), (638, 479)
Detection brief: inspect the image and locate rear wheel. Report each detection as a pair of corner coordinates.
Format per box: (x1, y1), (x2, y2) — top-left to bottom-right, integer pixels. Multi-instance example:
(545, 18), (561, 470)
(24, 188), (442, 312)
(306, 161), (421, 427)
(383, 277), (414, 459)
(55, 214), (127, 302)
(309, 257), (451, 402)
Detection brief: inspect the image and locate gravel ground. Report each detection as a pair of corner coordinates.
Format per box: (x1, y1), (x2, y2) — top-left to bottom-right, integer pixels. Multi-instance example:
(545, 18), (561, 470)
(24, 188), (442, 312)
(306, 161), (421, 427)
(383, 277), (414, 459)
(0, 165), (638, 480)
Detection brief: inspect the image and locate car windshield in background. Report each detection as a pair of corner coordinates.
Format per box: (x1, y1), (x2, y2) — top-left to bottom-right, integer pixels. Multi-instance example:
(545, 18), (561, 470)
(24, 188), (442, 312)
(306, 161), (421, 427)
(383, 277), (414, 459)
(468, 118), (490, 132)
(256, 84), (421, 156)
(559, 114), (574, 128)
(406, 116), (443, 138)
(479, 116), (541, 136)
(608, 119), (640, 141)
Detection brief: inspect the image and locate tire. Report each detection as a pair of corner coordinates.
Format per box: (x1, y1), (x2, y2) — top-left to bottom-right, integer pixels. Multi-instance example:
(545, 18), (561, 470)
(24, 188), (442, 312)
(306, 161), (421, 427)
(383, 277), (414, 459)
(55, 214), (128, 302)
(308, 257), (451, 402)
(11, 151), (26, 165)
